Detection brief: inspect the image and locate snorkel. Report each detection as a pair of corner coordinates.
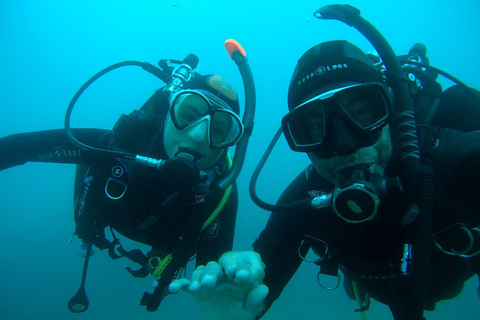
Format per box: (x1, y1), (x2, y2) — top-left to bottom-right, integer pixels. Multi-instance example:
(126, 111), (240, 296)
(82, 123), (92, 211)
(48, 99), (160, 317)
(218, 40), (255, 191)
(249, 5), (431, 319)
(66, 39), (255, 313)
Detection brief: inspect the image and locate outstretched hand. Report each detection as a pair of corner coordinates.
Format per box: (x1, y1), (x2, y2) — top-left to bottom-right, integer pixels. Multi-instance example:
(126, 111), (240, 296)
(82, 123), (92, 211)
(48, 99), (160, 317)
(169, 251), (269, 320)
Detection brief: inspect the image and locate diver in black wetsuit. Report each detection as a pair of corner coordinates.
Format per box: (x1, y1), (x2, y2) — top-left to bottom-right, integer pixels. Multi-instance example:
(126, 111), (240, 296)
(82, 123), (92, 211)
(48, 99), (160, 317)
(67, 73), (242, 265)
(250, 44), (480, 320)
(0, 43), (256, 313)
(168, 6), (480, 320)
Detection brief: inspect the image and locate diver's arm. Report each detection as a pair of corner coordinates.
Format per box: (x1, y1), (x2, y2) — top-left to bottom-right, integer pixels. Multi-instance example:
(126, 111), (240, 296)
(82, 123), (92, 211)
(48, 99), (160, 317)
(435, 129), (480, 217)
(0, 128), (110, 171)
(196, 183), (238, 266)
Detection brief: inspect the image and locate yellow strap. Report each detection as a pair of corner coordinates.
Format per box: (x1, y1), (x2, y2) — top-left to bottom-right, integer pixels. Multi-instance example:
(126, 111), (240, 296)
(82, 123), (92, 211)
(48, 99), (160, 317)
(352, 280), (367, 320)
(201, 152), (233, 231)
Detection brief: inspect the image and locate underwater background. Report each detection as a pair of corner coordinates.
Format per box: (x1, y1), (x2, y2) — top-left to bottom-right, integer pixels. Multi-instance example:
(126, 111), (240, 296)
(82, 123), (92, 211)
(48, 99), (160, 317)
(1, 0), (479, 319)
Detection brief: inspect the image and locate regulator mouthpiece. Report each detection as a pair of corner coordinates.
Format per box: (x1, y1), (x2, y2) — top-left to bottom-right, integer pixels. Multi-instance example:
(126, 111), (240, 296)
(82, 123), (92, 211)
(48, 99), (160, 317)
(161, 150), (201, 191)
(312, 166), (401, 224)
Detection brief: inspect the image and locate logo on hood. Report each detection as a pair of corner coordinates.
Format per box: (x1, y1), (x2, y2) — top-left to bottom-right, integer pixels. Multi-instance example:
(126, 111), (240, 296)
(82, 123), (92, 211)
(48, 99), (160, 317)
(297, 63), (349, 87)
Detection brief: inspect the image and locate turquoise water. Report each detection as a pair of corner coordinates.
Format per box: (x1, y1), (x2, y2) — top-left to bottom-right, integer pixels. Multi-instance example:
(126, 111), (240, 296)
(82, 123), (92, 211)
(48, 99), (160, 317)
(0, 1), (479, 319)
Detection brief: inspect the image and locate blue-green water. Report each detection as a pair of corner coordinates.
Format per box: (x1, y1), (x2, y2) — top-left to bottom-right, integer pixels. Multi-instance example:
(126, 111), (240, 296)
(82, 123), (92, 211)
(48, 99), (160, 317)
(1, 1), (479, 319)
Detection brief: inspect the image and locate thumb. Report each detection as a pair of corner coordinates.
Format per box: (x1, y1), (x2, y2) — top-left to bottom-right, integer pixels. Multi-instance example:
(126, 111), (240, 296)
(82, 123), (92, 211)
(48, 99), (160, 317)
(245, 284), (269, 316)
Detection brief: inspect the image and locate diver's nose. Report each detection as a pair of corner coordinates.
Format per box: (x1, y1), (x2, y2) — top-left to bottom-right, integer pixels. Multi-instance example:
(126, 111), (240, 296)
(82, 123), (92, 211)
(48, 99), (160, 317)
(330, 114), (358, 155)
(185, 117), (210, 144)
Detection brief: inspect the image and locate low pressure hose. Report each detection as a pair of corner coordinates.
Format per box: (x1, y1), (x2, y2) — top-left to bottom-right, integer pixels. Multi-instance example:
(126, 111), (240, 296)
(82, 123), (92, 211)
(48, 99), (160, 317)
(64, 60), (171, 160)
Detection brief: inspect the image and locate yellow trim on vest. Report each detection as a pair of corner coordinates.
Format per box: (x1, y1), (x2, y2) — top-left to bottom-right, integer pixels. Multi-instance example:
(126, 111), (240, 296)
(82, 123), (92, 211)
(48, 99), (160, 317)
(352, 280), (367, 320)
(201, 152), (233, 231)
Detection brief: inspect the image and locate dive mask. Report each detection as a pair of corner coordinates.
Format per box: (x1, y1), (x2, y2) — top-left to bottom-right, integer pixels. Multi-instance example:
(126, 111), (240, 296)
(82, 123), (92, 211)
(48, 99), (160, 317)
(169, 89), (244, 149)
(282, 83), (391, 157)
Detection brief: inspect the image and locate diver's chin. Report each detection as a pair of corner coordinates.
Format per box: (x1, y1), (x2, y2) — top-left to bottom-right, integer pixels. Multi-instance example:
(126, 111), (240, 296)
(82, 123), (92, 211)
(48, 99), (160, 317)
(308, 126), (393, 185)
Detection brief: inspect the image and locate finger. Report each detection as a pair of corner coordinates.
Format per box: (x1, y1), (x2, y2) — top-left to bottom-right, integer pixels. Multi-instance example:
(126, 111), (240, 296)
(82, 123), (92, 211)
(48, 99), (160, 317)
(234, 261), (252, 282)
(169, 278), (191, 294)
(245, 284), (269, 316)
(243, 252), (265, 286)
(218, 252), (240, 278)
(218, 251), (265, 284)
(233, 252), (265, 286)
(190, 265), (206, 284)
(189, 265), (206, 292)
(199, 261), (225, 287)
(244, 252), (265, 274)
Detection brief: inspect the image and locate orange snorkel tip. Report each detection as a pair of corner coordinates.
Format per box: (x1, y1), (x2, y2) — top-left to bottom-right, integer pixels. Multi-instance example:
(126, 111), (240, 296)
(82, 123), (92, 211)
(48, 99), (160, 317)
(224, 39), (247, 60)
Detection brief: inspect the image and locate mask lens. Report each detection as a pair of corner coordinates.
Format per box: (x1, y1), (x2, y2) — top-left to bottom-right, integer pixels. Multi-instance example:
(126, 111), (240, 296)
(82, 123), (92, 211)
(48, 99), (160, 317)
(171, 93), (210, 128)
(283, 83), (390, 153)
(210, 110), (243, 148)
(338, 87), (389, 129)
(285, 102), (326, 148)
(170, 90), (244, 149)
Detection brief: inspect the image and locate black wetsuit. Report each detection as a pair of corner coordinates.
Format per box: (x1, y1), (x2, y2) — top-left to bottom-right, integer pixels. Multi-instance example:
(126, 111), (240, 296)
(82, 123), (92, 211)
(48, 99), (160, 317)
(0, 89), (237, 268)
(254, 128), (480, 319)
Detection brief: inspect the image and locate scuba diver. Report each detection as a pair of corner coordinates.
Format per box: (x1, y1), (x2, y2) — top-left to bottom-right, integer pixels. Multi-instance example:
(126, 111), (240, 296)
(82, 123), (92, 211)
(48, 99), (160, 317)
(0, 40), (256, 313)
(168, 5), (480, 320)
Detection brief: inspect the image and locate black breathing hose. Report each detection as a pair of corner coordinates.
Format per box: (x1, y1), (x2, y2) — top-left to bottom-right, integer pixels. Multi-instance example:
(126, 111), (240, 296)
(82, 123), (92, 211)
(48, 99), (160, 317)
(249, 127), (312, 212)
(64, 60), (171, 160)
(314, 4), (433, 319)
